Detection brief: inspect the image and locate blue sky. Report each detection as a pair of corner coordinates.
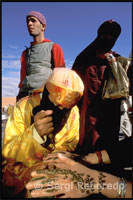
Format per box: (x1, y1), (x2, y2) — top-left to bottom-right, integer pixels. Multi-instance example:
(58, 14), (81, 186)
(2, 2), (132, 97)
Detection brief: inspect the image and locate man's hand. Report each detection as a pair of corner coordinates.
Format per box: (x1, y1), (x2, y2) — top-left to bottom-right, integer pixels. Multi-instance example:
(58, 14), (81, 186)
(43, 151), (81, 163)
(34, 110), (54, 137)
(42, 151), (99, 165)
(26, 153), (100, 198)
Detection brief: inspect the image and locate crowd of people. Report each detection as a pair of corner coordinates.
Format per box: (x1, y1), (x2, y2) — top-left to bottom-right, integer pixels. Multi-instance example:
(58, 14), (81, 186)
(2, 11), (132, 199)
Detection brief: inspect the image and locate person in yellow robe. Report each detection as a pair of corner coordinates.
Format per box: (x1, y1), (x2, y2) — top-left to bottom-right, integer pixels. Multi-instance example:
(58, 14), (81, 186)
(2, 68), (84, 197)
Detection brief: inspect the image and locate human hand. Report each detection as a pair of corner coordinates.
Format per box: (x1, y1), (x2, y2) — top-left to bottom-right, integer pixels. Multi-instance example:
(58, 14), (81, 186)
(104, 53), (116, 62)
(43, 151), (101, 165)
(96, 50), (116, 62)
(34, 110), (54, 137)
(83, 153), (99, 164)
(26, 153), (104, 198)
(43, 151), (81, 163)
(84, 150), (111, 165)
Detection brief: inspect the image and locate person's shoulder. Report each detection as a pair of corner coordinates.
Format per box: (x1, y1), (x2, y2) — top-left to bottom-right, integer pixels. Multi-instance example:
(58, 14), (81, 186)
(42, 39), (55, 48)
(16, 96), (31, 108)
(52, 43), (64, 53)
(53, 43), (62, 48)
(16, 95), (37, 111)
(116, 55), (131, 66)
(21, 49), (27, 56)
(43, 38), (51, 43)
(74, 46), (91, 63)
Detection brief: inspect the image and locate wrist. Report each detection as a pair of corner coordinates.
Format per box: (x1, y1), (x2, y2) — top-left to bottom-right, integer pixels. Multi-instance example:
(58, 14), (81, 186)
(96, 151), (103, 164)
(117, 178), (127, 198)
(84, 153), (99, 164)
(95, 171), (107, 195)
(101, 150), (111, 164)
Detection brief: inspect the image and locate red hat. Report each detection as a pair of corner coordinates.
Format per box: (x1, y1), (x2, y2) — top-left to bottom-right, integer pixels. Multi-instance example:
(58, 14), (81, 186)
(27, 11), (46, 25)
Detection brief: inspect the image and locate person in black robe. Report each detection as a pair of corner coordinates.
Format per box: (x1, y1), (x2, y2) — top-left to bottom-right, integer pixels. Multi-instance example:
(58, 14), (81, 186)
(72, 20), (124, 154)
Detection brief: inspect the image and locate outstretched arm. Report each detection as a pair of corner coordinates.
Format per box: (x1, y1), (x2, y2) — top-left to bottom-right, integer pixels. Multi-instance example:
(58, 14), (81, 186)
(26, 153), (132, 198)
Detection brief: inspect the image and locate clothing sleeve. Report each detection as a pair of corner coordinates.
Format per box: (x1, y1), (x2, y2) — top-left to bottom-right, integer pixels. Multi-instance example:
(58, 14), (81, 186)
(52, 43), (66, 68)
(18, 50), (27, 88)
(32, 126), (47, 144)
(106, 137), (132, 167)
(2, 98), (49, 167)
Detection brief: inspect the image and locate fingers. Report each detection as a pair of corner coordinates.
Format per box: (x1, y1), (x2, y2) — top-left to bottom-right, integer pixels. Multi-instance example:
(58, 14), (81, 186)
(26, 175), (68, 191)
(43, 125), (54, 136)
(42, 151), (68, 162)
(43, 152), (79, 163)
(31, 189), (62, 198)
(34, 110), (54, 136)
(26, 177), (56, 190)
(35, 115), (53, 127)
(38, 110), (53, 119)
(34, 110), (53, 129)
(28, 178), (71, 198)
(43, 155), (58, 162)
(58, 194), (67, 198)
(58, 153), (76, 166)
(34, 123), (54, 137)
(43, 153), (77, 169)
(43, 151), (65, 161)
(45, 127), (54, 135)
(26, 177), (45, 190)
(43, 159), (59, 165)
(31, 171), (46, 177)
(41, 116), (53, 124)
(41, 161), (68, 170)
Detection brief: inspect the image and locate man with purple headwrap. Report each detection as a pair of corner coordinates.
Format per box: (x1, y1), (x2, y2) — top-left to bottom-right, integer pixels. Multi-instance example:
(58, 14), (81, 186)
(16, 11), (66, 101)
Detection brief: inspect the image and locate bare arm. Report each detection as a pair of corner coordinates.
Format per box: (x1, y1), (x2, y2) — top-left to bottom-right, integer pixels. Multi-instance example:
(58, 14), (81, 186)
(26, 154), (132, 198)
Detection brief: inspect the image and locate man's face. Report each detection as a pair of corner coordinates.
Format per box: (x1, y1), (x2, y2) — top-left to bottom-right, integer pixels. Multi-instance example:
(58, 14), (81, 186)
(41, 89), (69, 134)
(48, 94), (75, 110)
(98, 34), (117, 52)
(27, 16), (45, 37)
